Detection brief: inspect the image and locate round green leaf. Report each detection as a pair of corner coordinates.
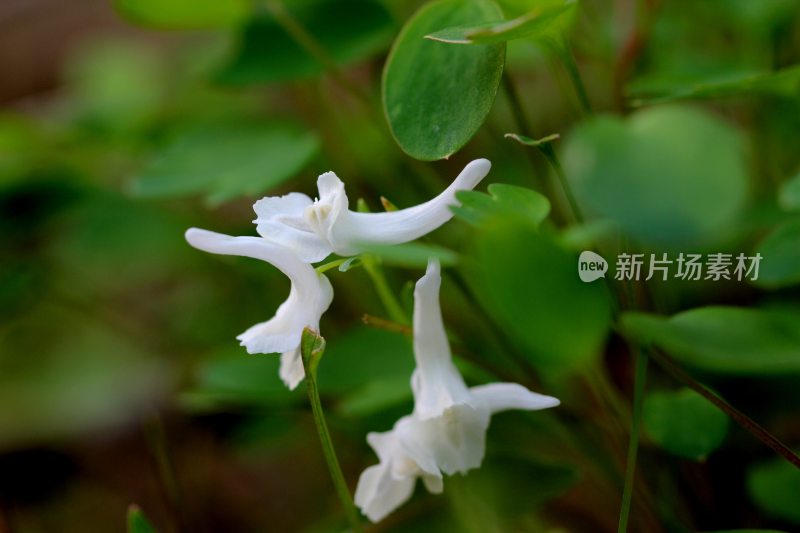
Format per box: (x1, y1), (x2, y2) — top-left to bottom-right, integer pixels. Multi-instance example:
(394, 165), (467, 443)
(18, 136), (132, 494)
(190, 350), (303, 408)
(779, 172), (800, 211)
(643, 388), (728, 460)
(754, 219), (800, 288)
(317, 327), (414, 394)
(114, 0), (249, 29)
(452, 183), (551, 227)
(216, 0), (394, 84)
(426, 0), (577, 45)
(469, 220), (612, 368)
(562, 106), (748, 246)
(132, 122), (319, 205)
(65, 39), (165, 133)
(382, 0), (506, 161)
(622, 306), (800, 374)
(747, 456), (800, 524)
(630, 65), (800, 107)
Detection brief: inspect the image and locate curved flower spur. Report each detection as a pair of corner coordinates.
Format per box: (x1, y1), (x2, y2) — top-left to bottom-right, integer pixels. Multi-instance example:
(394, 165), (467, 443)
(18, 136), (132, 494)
(184, 228), (333, 389)
(355, 260), (560, 523)
(253, 158), (492, 262)
(185, 159), (491, 390)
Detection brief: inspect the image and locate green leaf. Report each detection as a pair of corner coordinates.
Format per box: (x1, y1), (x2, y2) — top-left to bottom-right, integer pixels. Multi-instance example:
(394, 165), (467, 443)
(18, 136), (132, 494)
(643, 388), (728, 460)
(65, 39), (165, 133)
(747, 455), (800, 524)
(317, 327), (414, 395)
(452, 183), (550, 227)
(426, 0), (577, 45)
(562, 106), (748, 246)
(216, 0), (394, 84)
(189, 349), (304, 408)
(622, 307), (800, 374)
(779, 172), (800, 211)
(337, 376), (412, 417)
(132, 122), (319, 205)
(360, 242), (459, 268)
(382, 0), (506, 161)
(0, 312), (168, 451)
(469, 220), (612, 369)
(630, 65), (800, 107)
(114, 0), (249, 29)
(753, 219), (800, 288)
(504, 132), (560, 147)
(127, 505), (158, 533)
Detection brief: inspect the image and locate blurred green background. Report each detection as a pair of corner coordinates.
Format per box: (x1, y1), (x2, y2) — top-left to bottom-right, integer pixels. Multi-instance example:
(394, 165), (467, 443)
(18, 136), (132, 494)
(1, 0), (800, 531)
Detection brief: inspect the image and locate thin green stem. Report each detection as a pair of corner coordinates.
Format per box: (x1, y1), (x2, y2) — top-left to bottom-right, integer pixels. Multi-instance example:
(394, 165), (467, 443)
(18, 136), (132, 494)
(501, 75), (551, 195)
(265, 1), (369, 102)
(316, 257), (362, 274)
(501, 73), (530, 143)
(315, 258), (348, 274)
(301, 332), (364, 532)
(503, 73), (583, 225)
(540, 145), (584, 224)
(617, 348), (648, 533)
(142, 413), (182, 533)
(362, 255), (408, 325)
(551, 41), (593, 116)
(650, 349), (800, 470)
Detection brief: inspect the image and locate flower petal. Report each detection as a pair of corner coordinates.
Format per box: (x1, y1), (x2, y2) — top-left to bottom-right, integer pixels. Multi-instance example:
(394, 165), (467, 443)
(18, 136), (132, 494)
(421, 473), (443, 494)
(411, 259), (473, 420)
(469, 382), (560, 414)
(403, 405), (491, 476)
(329, 159), (491, 255)
(252, 193), (332, 263)
(279, 348), (305, 390)
(303, 171), (350, 249)
(354, 462), (416, 523)
(392, 417), (441, 478)
(185, 228), (333, 380)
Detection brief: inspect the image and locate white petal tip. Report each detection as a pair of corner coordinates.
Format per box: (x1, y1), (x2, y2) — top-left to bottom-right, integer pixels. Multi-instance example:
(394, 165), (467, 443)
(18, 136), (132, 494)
(425, 258), (441, 276)
(317, 171), (344, 191)
(281, 376), (303, 390)
(524, 395), (560, 410)
(468, 158), (491, 172)
(450, 158), (491, 191)
(464, 158), (491, 178)
(185, 227), (228, 251)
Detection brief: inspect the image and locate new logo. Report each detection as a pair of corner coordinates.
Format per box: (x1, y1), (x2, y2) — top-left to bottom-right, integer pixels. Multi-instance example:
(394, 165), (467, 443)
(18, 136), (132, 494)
(578, 251), (608, 282)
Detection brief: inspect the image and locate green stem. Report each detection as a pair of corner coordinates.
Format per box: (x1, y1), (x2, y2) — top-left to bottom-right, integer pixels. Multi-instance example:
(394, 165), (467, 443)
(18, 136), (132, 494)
(142, 413), (182, 533)
(362, 255), (408, 325)
(551, 41), (593, 116)
(503, 73), (584, 225)
(650, 349), (800, 470)
(501, 75), (551, 196)
(265, 1), (369, 102)
(540, 144), (584, 224)
(617, 348), (648, 533)
(301, 332), (364, 532)
(316, 257), (362, 274)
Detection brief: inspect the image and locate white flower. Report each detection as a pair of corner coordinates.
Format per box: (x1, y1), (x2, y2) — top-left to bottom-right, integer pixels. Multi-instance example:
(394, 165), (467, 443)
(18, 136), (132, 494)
(355, 260), (560, 522)
(185, 228), (333, 389)
(252, 158), (492, 263)
(410, 259), (475, 420)
(354, 418), (443, 523)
